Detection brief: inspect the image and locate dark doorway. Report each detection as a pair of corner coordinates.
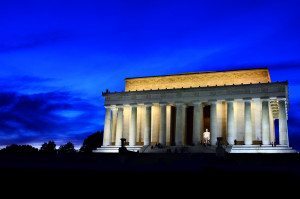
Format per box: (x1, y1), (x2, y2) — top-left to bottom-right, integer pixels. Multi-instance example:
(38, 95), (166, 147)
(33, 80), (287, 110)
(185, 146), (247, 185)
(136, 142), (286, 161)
(170, 106), (176, 146)
(203, 105), (210, 132)
(186, 106), (194, 145)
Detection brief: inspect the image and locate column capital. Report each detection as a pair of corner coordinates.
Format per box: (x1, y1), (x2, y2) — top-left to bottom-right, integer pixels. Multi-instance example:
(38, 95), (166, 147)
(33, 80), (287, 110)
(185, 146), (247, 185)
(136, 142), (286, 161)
(129, 103), (138, 107)
(159, 102), (167, 106)
(192, 101), (203, 106)
(111, 108), (118, 112)
(208, 100), (217, 104)
(252, 97), (261, 101)
(143, 103), (152, 107)
(111, 105), (118, 111)
(115, 104), (124, 108)
(152, 102), (160, 106)
(276, 97), (287, 102)
(175, 102), (186, 107)
(233, 98), (244, 102)
(104, 105), (112, 109)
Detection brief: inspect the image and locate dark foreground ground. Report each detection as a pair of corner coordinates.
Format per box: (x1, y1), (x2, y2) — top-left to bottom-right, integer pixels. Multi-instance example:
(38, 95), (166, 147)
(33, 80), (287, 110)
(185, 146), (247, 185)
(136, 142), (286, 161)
(1, 154), (299, 196)
(1, 153), (300, 180)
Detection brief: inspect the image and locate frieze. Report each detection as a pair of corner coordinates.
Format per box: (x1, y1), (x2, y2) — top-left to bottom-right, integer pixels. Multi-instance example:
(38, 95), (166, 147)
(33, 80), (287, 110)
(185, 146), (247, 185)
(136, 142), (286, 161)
(104, 82), (288, 106)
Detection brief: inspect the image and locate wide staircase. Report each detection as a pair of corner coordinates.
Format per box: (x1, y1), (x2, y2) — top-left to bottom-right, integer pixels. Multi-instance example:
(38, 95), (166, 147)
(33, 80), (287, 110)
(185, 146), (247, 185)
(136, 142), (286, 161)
(93, 145), (143, 153)
(141, 145), (217, 153)
(93, 145), (217, 153)
(229, 145), (296, 153)
(93, 144), (296, 153)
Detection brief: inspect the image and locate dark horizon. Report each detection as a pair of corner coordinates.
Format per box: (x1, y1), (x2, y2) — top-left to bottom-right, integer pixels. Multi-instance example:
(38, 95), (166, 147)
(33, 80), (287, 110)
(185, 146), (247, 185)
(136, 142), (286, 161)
(0, 0), (300, 150)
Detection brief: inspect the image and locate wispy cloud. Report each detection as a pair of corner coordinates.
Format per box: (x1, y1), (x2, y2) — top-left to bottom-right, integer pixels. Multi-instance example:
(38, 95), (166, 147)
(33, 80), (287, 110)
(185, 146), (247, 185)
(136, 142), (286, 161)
(0, 31), (71, 53)
(0, 75), (103, 147)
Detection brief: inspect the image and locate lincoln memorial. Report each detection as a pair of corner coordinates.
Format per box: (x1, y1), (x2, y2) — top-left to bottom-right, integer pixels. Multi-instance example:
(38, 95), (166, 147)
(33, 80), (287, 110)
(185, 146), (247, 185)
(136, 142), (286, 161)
(95, 68), (295, 153)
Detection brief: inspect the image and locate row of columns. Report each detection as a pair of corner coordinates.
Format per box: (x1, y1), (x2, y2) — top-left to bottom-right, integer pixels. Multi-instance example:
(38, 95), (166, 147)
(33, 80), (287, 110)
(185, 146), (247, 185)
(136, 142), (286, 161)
(103, 99), (288, 147)
(225, 99), (288, 146)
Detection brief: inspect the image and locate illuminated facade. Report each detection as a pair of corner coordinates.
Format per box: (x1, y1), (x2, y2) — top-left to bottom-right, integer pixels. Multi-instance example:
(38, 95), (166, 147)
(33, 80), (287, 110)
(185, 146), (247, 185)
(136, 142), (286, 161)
(95, 68), (295, 153)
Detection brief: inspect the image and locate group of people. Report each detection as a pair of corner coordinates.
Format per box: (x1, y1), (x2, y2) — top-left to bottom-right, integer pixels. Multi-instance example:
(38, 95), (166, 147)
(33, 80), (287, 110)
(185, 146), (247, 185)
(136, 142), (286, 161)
(150, 143), (164, 150)
(233, 139), (277, 147)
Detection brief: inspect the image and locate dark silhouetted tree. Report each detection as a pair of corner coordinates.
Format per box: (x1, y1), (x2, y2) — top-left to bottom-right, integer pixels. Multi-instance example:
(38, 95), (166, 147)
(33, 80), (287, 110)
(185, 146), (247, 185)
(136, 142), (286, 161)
(79, 131), (103, 153)
(58, 142), (76, 153)
(40, 141), (57, 153)
(0, 144), (38, 153)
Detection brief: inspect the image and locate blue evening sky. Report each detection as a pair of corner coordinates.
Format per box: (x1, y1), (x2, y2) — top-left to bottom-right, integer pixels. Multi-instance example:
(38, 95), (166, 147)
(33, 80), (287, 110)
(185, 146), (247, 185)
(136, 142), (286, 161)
(0, 0), (300, 149)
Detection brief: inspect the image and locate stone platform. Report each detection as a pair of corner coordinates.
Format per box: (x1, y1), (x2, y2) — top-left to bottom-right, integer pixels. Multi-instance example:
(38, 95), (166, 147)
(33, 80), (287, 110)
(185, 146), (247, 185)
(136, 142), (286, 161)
(93, 145), (217, 153)
(142, 145), (217, 153)
(93, 145), (297, 153)
(93, 145), (143, 153)
(229, 145), (296, 153)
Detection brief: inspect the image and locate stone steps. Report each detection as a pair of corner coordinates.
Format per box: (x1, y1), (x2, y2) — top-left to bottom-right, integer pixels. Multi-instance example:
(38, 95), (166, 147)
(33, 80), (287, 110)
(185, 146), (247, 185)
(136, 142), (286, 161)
(229, 145), (296, 153)
(142, 145), (217, 153)
(93, 145), (297, 153)
(93, 145), (143, 153)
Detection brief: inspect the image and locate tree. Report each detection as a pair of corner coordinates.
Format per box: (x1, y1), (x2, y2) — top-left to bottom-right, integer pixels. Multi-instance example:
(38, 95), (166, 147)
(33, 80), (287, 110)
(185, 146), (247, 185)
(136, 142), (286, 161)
(40, 141), (56, 153)
(0, 144), (38, 153)
(58, 142), (76, 153)
(79, 131), (103, 153)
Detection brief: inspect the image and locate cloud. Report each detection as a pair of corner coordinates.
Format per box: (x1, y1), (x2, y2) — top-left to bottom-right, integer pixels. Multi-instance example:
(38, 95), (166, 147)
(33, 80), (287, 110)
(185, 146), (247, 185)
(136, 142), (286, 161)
(285, 110), (300, 151)
(0, 75), (55, 93)
(0, 31), (71, 53)
(0, 75), (103, 147)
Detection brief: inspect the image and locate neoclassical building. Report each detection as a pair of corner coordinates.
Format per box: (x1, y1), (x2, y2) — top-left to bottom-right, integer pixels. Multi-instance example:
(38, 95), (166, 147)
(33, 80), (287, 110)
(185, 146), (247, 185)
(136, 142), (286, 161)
(95, 68), (295, 153)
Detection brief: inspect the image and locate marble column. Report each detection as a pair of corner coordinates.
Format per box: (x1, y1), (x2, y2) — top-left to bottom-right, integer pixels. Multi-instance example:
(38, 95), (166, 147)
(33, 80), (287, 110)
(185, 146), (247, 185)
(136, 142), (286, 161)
(244, 100), (252, 145)
(279, 100), (288, 145)
(111, 107), (118, 144)
(193, 102), (203, 145)
(150, 104), (160, 144)
(227, 100), (235, 145)
(253, 98), (262, 141)
(175, 103), (186, 145)
(210, 101), (217, 145)
(175, 104), (182, 146)
(159, 103), (167, 145)
(166, 105), (171, 145)
(143, 104), (151, 146)
(103, 106), (112, 146)
(115, 106), (123, 146)
(182, 105), (187, 145)
(129, 105), (137, 146)
(262, 100), (270, 145)
(269, 106), (275, 143)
